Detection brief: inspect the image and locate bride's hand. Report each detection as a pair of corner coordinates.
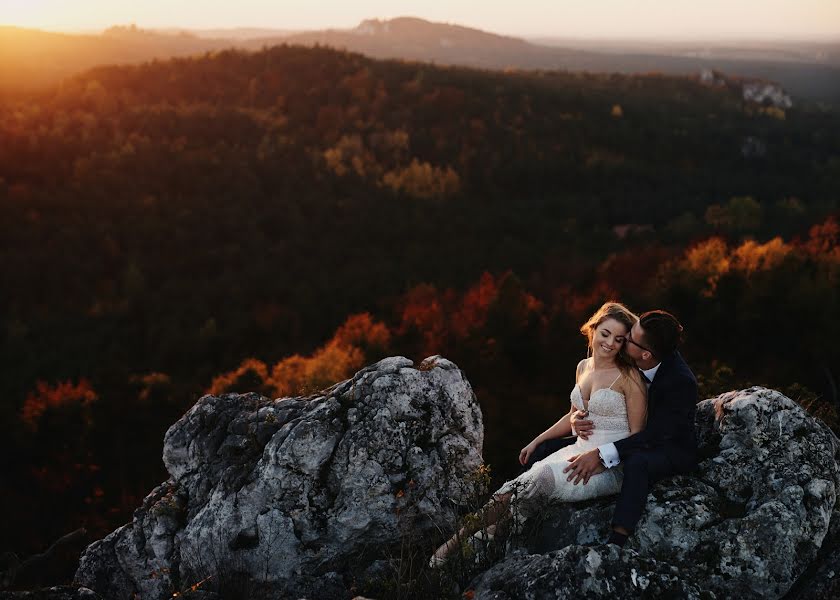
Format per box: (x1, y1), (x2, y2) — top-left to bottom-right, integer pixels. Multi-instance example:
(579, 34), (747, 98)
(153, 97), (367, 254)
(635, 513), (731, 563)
(519, 441), (539, 466)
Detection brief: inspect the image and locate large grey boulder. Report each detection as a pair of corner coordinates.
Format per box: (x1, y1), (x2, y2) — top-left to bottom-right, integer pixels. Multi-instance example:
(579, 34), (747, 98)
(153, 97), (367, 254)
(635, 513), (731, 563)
(75, 356), (483, 599)
(473, 387), (840, 599)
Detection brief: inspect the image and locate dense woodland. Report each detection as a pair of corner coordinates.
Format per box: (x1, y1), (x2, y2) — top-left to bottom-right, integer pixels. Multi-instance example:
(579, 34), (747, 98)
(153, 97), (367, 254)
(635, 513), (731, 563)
(1, 44), (839, 579)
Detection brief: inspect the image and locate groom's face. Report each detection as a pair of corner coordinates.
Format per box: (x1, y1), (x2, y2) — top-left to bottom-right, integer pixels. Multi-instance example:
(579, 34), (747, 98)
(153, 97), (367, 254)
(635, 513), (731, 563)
(626, 321), (650, 363)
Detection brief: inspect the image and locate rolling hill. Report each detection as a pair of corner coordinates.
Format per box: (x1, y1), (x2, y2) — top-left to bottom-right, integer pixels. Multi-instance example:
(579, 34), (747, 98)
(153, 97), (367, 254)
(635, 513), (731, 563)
(3, 18), (839, 103)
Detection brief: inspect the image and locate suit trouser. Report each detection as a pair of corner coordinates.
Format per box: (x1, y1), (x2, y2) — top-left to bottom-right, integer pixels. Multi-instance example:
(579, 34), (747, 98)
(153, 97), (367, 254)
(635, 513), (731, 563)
(611, 450), (676, 532)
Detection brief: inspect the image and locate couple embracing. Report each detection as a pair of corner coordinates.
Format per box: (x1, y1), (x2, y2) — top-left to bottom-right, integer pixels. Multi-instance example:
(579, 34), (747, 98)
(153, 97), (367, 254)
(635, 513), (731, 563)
(431, 302), (698, 566)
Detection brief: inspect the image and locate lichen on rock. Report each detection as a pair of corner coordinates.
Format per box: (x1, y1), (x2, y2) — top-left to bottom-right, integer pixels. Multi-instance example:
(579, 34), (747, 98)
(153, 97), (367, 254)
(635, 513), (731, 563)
(75, 366), (840, 600)
(473, 387), (840, 599)
(75, 355), (483, 599)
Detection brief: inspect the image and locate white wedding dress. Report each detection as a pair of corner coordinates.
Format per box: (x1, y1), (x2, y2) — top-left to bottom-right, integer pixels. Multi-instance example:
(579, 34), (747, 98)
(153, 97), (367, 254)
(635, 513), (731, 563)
(496, 378), (631, 513)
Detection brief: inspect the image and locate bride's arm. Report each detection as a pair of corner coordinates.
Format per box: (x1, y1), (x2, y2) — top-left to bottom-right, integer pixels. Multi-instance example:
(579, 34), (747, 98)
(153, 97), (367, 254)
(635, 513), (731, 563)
(531, 358), (587, 444)
(519, 360), (586, 465)
(519, 408), (574, 465)
(533, 409), (574, 443)
(625, 370), (648, 435)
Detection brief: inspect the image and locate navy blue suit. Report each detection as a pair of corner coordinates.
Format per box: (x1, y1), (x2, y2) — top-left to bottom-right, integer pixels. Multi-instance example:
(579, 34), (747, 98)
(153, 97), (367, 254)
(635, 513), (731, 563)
(611, 351), (699, 532)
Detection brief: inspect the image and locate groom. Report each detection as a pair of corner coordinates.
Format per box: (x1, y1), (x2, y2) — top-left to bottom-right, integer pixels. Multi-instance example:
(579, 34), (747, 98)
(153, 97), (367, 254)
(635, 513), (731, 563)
(562, 309), (699, 547)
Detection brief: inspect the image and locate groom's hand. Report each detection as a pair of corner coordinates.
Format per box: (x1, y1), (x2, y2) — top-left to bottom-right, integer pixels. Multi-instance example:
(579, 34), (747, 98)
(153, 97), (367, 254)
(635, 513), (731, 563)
(564, 449), (606, 485)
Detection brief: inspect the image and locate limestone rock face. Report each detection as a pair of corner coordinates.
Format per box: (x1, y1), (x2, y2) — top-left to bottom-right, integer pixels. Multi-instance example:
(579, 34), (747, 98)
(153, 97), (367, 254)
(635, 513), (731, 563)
(0, 588), (101, 600)
(472, 546), (708, 599)
(75, 356), (483, 599)
(474, 387), (840, 599)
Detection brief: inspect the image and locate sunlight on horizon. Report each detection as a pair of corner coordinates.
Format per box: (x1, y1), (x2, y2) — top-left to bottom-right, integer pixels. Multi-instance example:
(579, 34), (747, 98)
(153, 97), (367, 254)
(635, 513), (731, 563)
(2, 0), (840, 40)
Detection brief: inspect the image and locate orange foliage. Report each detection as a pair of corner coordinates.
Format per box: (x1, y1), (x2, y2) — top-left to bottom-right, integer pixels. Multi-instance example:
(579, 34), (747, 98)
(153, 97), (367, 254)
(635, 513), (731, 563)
(268, 313), (389, 397)
(731, 237), (790, 273)
(20, 379), (98, 431)
(268, 354), (309, 397)
(332, 312), (391, 353)
(210, 314), (390, 398)
(684, 237), (731, 295)
(269, 340), (364, 397)
(381, 159), (460, 199)
(682, 236), (801, 295)
(207, 358), (271, 396)
(323, 134), (376, 178)
(130, 371), (172, 402)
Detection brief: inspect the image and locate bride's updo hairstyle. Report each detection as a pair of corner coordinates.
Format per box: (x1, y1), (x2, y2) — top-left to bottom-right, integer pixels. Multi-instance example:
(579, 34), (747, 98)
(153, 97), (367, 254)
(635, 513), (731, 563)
(580, 301), (638, 374)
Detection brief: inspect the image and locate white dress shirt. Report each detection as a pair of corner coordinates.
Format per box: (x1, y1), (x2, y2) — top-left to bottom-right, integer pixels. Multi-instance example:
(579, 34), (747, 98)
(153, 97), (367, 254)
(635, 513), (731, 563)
(598, 362), (661, 467)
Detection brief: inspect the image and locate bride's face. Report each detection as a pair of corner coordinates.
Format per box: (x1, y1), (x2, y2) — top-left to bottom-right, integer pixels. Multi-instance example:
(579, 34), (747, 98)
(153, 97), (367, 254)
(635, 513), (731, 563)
(591, 317), (628, 360)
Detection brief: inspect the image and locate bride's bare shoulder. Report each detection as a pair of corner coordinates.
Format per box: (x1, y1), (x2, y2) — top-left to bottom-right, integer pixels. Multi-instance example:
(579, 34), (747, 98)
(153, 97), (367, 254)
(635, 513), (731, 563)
(575, 358), (589, 380)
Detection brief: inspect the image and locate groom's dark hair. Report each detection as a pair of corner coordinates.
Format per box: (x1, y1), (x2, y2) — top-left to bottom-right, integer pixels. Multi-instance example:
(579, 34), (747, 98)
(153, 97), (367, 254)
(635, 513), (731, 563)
(639, 310), (683, 358)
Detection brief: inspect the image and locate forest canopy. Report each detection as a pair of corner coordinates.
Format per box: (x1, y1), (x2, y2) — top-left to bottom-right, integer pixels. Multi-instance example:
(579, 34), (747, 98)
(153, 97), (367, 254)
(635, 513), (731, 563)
(1, 43), (838, 565)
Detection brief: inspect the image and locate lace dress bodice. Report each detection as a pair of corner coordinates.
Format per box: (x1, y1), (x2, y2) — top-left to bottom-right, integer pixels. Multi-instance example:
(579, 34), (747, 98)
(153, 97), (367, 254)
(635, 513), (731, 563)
(569, 384), (630, 450)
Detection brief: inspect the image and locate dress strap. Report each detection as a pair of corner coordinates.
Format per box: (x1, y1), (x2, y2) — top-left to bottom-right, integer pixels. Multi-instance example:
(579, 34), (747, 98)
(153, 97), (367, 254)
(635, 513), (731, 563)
(608, 372), (622, 389)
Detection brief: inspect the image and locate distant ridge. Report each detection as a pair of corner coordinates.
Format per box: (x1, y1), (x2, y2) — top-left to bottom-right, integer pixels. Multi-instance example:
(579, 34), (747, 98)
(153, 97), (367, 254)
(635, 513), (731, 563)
(0, 25), (232, 92)
(272, 18), (840, 103)
(271, 16), (589, 70)
(158, 27), (298, 40)
(2, 17), (839, 102)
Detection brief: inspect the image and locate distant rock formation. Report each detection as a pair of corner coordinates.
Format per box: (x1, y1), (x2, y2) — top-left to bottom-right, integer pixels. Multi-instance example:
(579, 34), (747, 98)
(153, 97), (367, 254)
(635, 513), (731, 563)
(699, 68), (727, 87)
(472, 387), (840, 599)
(699, 68), (793, 109)
(743, 81), (793, 108)
(352, 19), (391, 36)
(74, 356), (483, 599)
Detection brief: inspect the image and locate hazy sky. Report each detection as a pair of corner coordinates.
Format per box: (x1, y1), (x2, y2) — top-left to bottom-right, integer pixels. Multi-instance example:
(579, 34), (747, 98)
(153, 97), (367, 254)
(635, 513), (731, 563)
(4, 0), (840, 39)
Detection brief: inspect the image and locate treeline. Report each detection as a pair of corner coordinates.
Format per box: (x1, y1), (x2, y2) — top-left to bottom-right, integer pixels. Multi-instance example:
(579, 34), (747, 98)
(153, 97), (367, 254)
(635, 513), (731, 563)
(1, 44), (839, 573)
(7, 222), (839, 573)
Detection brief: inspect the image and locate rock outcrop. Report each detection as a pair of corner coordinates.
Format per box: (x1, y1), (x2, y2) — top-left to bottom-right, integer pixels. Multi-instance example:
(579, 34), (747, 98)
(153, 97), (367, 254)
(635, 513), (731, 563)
(75, 357), (840, 600)
(75, 356), (483, 599)
(743, 81), (793, 108)
(473, 387), (840, 599)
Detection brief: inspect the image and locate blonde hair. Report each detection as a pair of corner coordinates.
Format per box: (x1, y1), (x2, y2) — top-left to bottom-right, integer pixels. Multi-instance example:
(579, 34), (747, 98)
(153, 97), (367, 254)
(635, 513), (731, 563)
(580, 301), (638, 375)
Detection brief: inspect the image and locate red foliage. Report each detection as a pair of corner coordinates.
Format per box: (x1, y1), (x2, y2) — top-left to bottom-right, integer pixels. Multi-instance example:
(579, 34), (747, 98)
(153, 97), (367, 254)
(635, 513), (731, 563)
(451, 272), (498, 339)
(20, 379), (98, 431)
(805, 216), (839, 256)
(396, 283), (451, 353)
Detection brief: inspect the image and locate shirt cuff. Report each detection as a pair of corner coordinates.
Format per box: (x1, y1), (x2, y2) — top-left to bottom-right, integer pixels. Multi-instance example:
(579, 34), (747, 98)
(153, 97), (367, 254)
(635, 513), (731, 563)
(598, 443), (620, 468)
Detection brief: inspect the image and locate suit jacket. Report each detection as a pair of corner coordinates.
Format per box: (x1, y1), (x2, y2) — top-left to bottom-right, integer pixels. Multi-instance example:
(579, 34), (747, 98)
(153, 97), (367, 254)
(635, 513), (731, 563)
(613, 351), (699, 471)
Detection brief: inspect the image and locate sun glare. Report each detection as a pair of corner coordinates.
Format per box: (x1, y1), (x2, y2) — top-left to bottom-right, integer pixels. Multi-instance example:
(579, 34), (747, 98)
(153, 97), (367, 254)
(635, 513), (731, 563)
(4, 1), (47, 27)
(1, 0), (109, 31)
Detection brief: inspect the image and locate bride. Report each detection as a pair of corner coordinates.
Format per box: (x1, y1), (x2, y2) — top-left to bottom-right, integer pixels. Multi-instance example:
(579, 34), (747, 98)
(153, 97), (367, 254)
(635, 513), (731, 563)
(430, 302), (647, 566)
